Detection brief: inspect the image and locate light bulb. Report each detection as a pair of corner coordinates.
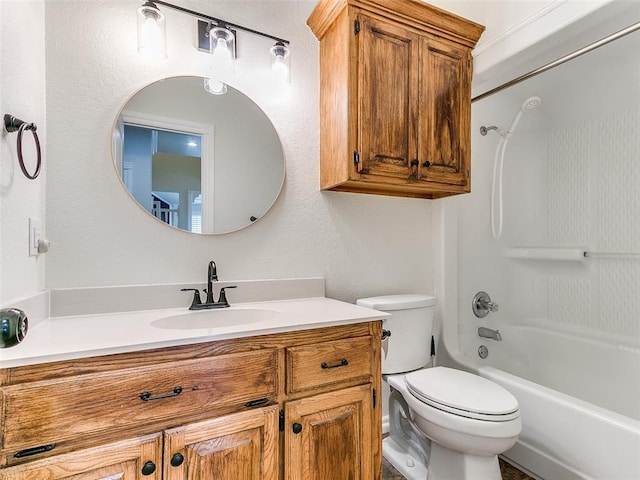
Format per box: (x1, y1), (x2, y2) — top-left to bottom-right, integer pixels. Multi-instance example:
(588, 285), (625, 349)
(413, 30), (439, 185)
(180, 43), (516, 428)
(272, 55), (288, 84)
(141, 18), (162, 56)
(213, 38), (232, 64)
(204, 78), (227, 95)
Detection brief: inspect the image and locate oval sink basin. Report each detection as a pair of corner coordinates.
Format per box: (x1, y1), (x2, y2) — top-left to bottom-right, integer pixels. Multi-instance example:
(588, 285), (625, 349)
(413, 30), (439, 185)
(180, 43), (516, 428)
(151, 308), (279, 330)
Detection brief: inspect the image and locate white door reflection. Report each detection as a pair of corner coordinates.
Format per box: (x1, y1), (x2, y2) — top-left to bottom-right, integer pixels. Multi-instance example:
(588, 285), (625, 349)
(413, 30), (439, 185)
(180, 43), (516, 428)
(122, 124), (206, 233)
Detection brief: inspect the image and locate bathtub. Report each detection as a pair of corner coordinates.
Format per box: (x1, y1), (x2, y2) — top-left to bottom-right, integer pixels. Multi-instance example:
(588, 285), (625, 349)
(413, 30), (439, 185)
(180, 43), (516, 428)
(450, 321), (640, 480)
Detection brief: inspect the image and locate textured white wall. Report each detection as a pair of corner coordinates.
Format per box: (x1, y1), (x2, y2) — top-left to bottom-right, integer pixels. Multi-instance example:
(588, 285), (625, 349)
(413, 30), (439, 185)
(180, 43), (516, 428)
(547, 106), (640, 337)
(43, 0), (434, 302)
(0, 0), (46, 305)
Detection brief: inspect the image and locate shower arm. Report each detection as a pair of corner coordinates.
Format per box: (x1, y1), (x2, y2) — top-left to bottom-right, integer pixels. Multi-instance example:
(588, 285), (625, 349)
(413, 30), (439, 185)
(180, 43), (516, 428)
(479, 125), (499, 136)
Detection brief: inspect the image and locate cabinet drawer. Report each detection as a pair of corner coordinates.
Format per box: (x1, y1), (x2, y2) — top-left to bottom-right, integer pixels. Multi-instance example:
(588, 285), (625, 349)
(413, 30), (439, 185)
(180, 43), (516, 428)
(1, 349), (277, 455)
(286, 336), (373, 393)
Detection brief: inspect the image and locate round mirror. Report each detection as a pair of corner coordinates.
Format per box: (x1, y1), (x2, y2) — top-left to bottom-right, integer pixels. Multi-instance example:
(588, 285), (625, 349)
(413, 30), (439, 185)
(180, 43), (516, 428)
(112, 76), (285, 234)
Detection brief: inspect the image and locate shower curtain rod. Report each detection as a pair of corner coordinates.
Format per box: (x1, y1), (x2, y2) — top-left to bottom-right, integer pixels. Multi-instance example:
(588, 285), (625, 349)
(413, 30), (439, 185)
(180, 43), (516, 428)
(585, 252), (640, 259)
(472, 20), (640, 103)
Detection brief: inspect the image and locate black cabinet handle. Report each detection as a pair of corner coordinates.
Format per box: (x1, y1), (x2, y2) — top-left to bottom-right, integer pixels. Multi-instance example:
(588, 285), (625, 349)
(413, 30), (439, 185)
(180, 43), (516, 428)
(381, 329), (391, 340)
(422, 160), (431, 168)
(245, 397), (269, 408)
(140, 386), (183, 402)
(410, 159), (419, 167)
(321, 359), (348, 369)
(14, 444), (55, 458)
(171, 453), (184, 467)
(141, 461), (156, 475)
(292, 423), (303, 434)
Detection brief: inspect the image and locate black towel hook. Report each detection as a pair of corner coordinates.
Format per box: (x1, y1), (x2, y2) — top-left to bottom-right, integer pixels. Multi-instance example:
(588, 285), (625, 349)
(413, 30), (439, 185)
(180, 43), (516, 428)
(3, 114), (42, 180)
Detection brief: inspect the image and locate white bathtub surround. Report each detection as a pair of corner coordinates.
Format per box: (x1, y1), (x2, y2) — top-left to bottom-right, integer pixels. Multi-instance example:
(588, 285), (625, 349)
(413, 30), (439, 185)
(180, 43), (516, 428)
(0, 277), (389, 369)
(435, 2), (640, 478)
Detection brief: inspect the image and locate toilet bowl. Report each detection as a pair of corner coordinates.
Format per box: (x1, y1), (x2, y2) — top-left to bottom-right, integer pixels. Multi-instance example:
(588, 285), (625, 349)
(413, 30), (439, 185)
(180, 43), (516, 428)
(357, 295), (521, 480)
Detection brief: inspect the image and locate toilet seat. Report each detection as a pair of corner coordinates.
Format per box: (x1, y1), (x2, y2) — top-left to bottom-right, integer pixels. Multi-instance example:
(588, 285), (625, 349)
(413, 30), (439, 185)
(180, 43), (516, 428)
(405, 367), (519, 421)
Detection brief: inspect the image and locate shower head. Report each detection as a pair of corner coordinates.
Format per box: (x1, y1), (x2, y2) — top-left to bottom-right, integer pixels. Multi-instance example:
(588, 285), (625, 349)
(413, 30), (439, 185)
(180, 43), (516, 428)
(479, 96), (542, 138)
(505, 95), (542, 137)
(521, 96), (542, 112)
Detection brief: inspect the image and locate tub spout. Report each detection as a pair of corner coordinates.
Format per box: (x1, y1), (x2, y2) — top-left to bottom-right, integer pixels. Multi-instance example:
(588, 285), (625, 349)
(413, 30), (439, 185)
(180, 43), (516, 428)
(478, 327), (502, 341)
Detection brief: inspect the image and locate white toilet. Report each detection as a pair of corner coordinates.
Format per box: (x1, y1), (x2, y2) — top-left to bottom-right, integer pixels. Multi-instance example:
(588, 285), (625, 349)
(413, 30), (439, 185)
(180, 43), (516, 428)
(357, 294), (521, 480)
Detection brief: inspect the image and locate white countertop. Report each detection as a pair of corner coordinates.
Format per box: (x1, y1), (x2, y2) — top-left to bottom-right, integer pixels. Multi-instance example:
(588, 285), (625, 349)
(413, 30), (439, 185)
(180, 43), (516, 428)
(0, 297), (389, 369)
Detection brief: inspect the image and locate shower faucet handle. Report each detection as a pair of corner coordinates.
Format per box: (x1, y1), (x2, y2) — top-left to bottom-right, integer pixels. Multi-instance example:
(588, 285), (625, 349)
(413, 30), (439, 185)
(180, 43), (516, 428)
(472, 291), (499, 318)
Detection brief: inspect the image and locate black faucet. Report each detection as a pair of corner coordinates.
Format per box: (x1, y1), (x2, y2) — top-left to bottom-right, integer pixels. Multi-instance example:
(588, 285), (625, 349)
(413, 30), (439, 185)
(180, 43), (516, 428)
(206, 261), (218, 304)
(181, 261), (237, 310)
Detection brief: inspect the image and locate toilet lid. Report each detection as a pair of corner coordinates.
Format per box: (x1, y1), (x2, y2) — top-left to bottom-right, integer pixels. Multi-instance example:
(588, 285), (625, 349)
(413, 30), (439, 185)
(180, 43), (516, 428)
(405, 367), (519, 421)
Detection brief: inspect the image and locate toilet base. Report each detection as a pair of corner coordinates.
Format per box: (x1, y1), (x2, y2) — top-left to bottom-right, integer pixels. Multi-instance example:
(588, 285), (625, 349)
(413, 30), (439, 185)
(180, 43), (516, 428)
(428, 442), (502, 480)
(383, 436), (427, 480)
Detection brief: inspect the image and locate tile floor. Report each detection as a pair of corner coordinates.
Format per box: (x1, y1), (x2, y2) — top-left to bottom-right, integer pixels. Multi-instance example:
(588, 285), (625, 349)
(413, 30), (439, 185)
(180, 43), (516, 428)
(382, 456), (534, 480)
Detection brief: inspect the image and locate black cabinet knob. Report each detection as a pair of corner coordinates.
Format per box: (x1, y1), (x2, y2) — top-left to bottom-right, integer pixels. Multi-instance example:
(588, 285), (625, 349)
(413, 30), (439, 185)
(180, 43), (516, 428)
(422, 160), (431, 168)
(292, 423), (303, 434)
(170, 453), (184, 467)
(141, 461), (156, 475)
(410, 159), (419, 167)
(381, 329), (391, 340)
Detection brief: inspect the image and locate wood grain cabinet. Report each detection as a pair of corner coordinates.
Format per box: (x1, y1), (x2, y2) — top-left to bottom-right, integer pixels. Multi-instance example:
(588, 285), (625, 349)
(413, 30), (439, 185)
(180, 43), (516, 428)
(285, 385), (374, 480)
(307, 0), (485, 198)
(163, 406), (279, 480)
(0, 322), (382, 480)
(0, 433), (163, 480)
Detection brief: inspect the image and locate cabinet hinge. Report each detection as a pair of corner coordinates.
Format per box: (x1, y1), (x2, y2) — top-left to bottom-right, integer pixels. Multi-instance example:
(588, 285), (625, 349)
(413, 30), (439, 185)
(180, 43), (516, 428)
(353, 151), (360, 166)
(354, 20), (360, 36)
(279, 409), (285, 431)
(372, 388), (377, 408)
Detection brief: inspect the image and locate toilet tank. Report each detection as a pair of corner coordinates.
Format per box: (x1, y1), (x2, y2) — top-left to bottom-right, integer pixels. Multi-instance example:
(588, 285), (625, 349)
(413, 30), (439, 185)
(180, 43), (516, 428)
(357, 294), (437, 374)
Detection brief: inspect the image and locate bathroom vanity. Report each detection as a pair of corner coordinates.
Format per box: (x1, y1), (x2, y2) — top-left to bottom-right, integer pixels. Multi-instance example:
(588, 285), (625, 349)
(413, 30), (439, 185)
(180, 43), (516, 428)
(0, 294), (387, 480)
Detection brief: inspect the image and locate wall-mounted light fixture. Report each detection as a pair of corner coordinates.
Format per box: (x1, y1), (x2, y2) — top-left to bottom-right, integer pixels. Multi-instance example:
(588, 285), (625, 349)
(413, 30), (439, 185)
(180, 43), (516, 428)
(137, 1), (167, 59)
(270, 42), (291, 85)
(136, 1), (291, 93)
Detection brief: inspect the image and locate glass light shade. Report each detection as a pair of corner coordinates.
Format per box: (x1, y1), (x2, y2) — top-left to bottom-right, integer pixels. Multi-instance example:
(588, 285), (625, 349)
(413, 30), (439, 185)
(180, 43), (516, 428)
(137, 2), (167, 60)
(270, 42), (290, 85)
(209, 26), (235, 74)
(203, 78), (228, 95)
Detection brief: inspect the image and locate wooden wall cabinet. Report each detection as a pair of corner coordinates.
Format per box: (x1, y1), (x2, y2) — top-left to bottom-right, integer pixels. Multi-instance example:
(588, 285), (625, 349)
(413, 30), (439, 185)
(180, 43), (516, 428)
(0, 322), (382, 480)
(307, 0), (484, 199)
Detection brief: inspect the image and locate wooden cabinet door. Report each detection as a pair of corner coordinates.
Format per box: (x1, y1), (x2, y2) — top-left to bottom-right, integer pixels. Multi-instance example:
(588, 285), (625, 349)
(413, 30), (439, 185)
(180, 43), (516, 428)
(418, 36), (471, 189)
(358, 14), (419, 181)
(163, 405), (279, 480)
(0, 433), (162, 480)
(284, 384), (374, 480)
